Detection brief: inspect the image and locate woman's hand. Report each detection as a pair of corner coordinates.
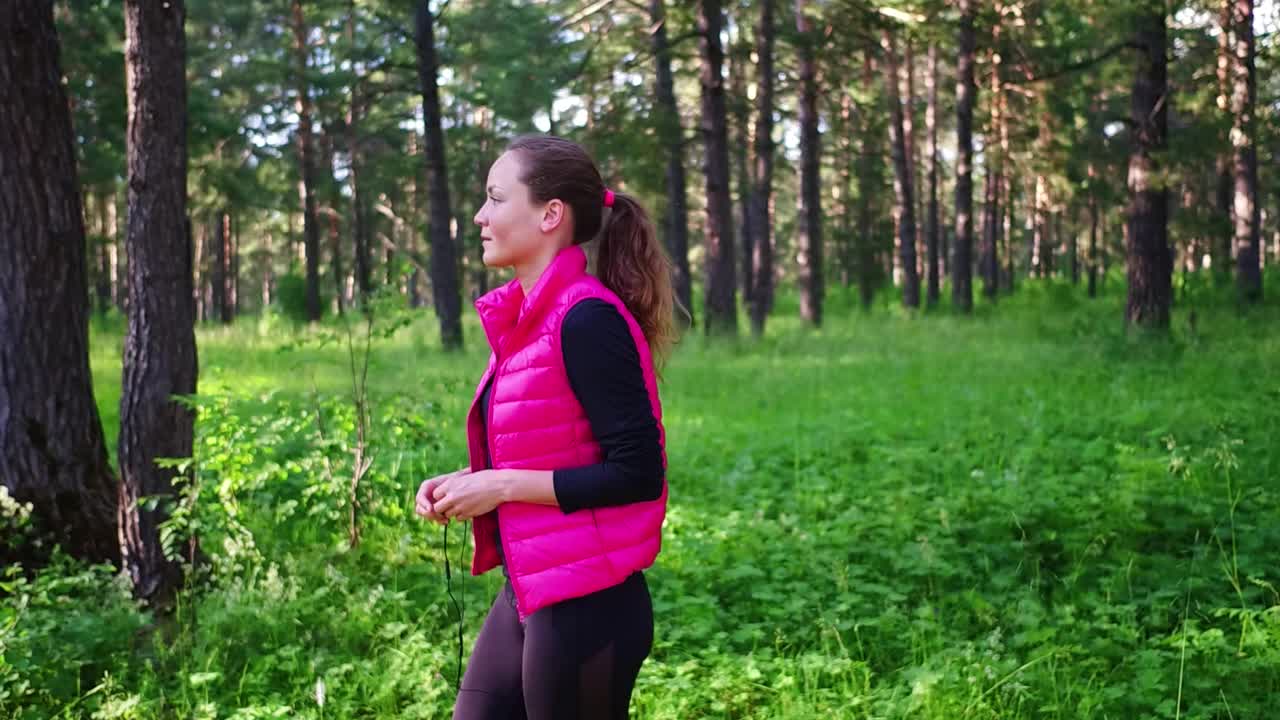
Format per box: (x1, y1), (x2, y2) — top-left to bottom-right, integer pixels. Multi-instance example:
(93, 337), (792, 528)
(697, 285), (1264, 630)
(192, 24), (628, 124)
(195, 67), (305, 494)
(431, 469), (508, 521)
(416, 468), (468, 525)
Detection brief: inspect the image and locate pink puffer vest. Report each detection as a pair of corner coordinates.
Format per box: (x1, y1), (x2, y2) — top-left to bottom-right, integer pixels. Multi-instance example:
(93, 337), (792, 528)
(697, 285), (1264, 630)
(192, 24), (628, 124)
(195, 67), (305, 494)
(465, 244), (667, 621)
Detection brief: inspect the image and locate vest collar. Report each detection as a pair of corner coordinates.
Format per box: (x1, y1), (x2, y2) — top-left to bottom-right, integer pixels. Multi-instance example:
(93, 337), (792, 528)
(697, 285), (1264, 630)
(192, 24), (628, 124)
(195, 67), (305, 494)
(474, 244), (587, 356)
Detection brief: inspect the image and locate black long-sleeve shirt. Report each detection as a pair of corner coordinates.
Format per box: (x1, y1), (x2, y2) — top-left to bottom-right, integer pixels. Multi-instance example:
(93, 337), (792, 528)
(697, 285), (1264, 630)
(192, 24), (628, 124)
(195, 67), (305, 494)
(478, 299), (664, 568)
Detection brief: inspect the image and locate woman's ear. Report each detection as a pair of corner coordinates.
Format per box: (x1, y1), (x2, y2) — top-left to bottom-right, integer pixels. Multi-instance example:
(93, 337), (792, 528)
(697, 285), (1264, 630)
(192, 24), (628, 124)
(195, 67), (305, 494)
(540, 199), (566, 234)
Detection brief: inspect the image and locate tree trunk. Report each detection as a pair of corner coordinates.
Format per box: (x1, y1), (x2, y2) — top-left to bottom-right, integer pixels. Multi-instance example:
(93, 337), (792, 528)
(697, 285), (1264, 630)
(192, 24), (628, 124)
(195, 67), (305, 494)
(320, 132), (347, 317)
(699, 0), (738, 335)
(95, 191), (119, 313)
(1069, 207), (1080, 285)
(649, 0), (693, 327)
(192, 217), (206, 321)
(213, 211), (231, 323)
(1215, 1), (1234, 280)
(795, 0), (823, 326)
(837, 89), (855, 289)
(120, 0), (197, 604)
(0, 0), (119, 568)
(882, 27), (919, 309)
(981, 35), (1002, 299)
(407, 131), (424, 309)
(730, 34), (754, 307)
(290, 0), (322, 322)
(952, 0), (976, 312)
(349, 92), (372, 307)
(749, 0), (776, 336)
(346, 1), (371, 308)
(904, 38), (921, 282)
(1000, 80), (1014, 294)
(329, 208), (346, 316)
(924, 42), (941, 308)
(1033, 165), (1049, 277)
(231, 213), (240, 315)
(982, 168), (1000, 297)
(1230, 0), (1261, 301)
(1088, 164), (1099, 298)
(1125, 4), (1171, 329)
(857, 49), (880, 310)
(416, 2), (463, 349)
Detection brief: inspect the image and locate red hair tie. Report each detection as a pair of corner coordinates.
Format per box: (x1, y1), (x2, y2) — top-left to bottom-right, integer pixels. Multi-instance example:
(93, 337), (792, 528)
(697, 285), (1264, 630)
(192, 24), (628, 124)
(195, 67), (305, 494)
(603, 188), (615, 208)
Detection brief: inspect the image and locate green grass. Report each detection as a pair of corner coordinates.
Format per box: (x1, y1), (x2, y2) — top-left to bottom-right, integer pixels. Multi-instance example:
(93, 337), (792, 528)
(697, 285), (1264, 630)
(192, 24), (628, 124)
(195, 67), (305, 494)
(5, 275), (1280, 719)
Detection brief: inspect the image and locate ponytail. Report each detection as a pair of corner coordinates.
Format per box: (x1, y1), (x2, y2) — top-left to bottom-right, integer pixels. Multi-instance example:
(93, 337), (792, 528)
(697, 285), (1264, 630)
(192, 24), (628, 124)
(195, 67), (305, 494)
(503, 134), (684, 363)
(597, 192), (679, 365)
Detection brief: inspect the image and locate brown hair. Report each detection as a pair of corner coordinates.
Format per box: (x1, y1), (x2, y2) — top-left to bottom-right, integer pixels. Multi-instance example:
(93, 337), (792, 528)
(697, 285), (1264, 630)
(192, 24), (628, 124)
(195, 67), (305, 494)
(505, 134), (679, 364)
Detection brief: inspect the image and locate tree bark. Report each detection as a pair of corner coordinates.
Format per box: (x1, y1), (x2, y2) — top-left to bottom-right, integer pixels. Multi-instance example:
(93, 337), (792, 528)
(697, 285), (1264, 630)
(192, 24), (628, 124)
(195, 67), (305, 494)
(212, 210), (230, 323)
(904, 38), (921, 282)
(749, 0), (776, 336)
(321, 131), (347, 317)
(290, 0), (322, 322)
(882, 28), (919, 309)
(981, 32), (1002, 299)
(349, 89), (372, 307)
(836, 89), (855, 289)
(416, 2), (463, 349)
(120, 0), (197, 604)
(1088, 163), (1099, 297)
(0, 0), (119, 568)
(999, 78), (1014, 294)
(1032, 141), (1050, 277)
(1069, 206), (1080, 285)
(1125, 4), (1171, 329)
(796, 0), (823, 325)
(1230, 0), (1261, 302)
(649, 0), (693, 328)
(407, 131), (424, 309)
(699, 0), (738, 335)
(95, 191), (120, 313)
(1215, 1), (1234, 280)
(856, 49), (880, 310)
(730, 34), (754, 307)
(924, 42), (941, 308)
(952, 0), (976, 312)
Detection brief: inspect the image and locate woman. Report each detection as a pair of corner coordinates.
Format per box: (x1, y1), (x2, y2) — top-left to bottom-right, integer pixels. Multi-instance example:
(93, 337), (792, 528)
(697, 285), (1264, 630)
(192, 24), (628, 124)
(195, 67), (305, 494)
(414, 134), (677, 720)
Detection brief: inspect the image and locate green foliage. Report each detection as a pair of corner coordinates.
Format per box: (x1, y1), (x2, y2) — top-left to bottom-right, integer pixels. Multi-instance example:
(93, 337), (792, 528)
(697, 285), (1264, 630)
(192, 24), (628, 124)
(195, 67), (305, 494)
(11, 288), (1280, 718)
(0, 554), (147, 720)
(271, 272), (315, 326)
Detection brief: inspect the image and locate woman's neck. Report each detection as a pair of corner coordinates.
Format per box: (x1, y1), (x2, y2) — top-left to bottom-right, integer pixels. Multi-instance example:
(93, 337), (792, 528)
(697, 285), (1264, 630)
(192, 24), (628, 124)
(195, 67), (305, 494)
(514, 242), (569, 294)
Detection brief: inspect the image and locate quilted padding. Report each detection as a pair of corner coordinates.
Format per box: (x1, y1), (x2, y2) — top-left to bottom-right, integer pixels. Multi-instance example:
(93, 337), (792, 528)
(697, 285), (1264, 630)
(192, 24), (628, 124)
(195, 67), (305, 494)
(464, 244), (667, 621)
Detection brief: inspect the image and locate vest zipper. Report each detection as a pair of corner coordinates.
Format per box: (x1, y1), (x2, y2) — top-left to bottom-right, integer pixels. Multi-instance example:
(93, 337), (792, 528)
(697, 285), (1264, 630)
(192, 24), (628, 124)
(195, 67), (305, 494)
(487, 361), (532, 621)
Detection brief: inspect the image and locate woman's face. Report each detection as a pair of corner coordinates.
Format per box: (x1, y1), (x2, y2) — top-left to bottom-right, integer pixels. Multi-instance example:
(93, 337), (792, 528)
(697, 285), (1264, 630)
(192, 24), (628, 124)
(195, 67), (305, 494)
(473, 152), (555, 269)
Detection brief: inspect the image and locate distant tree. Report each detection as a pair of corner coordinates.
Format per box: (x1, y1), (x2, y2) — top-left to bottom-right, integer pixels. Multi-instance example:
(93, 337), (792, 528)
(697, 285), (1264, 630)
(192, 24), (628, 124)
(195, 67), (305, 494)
(415, 1), (463, 349)
(1229, 0), (1261, 302)
(795, 0), (824, 326)
(699, 0), (738, 335)
(1124, 2), (1171, 329)
(289, 0), (323, 322)
(750, 0), (777, 336)
(953, 0), (976, 313)
(883, 26), (920, 309)
(924, 40), (941, 308)
(649, 0), (693, 327)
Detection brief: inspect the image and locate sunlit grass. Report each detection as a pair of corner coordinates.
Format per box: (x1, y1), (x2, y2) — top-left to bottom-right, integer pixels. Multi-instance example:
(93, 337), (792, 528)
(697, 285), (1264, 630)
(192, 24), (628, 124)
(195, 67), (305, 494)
(14, 273), (1280, 718)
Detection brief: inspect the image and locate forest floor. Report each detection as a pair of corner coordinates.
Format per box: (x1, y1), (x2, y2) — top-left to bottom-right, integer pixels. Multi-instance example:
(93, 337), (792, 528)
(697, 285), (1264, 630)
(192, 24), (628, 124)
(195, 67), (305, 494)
(5, 273), (1280, 719)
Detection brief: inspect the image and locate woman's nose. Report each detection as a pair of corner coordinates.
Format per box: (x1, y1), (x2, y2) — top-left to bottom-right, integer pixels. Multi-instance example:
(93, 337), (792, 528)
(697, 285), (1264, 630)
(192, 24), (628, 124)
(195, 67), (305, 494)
(473, 207), (484, 226)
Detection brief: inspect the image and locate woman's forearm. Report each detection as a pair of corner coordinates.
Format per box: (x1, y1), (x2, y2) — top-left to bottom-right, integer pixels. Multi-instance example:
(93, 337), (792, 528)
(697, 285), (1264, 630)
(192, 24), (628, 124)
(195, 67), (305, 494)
(497, 468), (560, 506)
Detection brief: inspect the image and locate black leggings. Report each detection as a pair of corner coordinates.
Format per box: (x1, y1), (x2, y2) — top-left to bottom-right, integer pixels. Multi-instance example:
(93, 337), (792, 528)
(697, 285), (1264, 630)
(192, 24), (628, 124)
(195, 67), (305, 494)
(452, 570), (653, 720)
